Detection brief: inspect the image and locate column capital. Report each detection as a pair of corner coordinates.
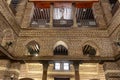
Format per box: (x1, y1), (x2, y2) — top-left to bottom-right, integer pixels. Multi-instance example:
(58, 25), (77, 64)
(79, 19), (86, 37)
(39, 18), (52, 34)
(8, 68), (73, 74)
(73, 62), (79, 71)
(42, 61), (49, 71)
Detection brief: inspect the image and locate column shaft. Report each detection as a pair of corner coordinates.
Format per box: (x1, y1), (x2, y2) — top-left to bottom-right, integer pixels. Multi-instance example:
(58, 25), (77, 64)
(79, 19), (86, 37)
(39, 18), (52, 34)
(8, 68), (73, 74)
(42, 63), (48, 80)
(73, 62), (80, 80)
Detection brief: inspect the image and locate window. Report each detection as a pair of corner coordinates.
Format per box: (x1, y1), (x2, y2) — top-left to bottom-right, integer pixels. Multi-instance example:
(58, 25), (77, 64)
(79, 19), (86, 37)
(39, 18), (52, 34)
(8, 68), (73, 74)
(54, 62), (70, 70)
(55, 63), (60, 70)
(26, 40), (40, 56)
(63, 63), (69, 70)
(83, 45), (96, 56)
(54, 45), (68, 55)
(53, 3), (73, 27)
(31, 2), (50, 27)
(53, 8), (72, 20)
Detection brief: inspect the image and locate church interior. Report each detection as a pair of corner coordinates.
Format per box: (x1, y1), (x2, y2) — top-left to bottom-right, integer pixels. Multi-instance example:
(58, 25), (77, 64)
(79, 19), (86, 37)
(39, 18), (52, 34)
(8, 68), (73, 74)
(0, 0), (120, 80)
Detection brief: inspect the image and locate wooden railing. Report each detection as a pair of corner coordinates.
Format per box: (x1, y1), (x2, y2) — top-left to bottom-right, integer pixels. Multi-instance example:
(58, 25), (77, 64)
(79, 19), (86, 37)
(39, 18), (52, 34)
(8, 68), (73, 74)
(77, 19), (96, 27)
(30, 19), (50, 27)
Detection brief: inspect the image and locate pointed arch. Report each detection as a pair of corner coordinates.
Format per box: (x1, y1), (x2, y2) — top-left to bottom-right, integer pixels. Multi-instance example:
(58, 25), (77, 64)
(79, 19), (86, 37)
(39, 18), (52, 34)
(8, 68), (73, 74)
(53, 41), (68, 55)
(82, 41), (100, 56)
(26, 40), (40, 56)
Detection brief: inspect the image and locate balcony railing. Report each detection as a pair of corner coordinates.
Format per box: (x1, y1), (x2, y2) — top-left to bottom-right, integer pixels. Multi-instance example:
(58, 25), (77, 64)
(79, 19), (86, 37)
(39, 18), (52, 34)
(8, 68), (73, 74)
(53, 20), (73, 27)
(77, 20), (96, 27)
(31, 19), (50, 27)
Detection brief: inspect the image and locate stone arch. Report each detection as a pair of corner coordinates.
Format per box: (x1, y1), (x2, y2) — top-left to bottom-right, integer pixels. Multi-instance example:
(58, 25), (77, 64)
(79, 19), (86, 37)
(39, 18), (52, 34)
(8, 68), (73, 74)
(53, 41), (68, 55)
(26, 40), (40, 56)
(82, 41), (100, 56)
(19, 78), (34, 80)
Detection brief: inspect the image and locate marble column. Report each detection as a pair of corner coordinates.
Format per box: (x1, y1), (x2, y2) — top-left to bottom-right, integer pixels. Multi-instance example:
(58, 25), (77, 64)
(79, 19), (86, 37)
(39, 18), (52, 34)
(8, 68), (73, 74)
(73, 62), (80, 80)
(42, 62), (49, 80)
(92, 2), (106, 29)
(103, 62), (120, 80)
(100, 0), (112, 24)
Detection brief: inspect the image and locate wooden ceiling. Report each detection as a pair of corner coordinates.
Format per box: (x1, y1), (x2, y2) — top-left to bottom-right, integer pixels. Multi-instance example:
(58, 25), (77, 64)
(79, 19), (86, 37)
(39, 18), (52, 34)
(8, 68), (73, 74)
(34, 1), (98, 8)
(75, 1), (97, 8)
(34, 2), (51, 8)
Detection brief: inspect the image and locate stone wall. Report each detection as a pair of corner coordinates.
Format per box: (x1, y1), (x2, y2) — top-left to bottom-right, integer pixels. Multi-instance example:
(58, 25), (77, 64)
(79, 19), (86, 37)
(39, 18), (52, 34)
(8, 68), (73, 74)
(103, 62), (120, 80)
(14, 37), (113, 57)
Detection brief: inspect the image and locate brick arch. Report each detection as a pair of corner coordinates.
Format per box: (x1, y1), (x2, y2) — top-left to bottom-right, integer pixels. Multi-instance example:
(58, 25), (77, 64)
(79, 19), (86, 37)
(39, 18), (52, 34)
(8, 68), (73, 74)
(82, 40), (100, 56)
(19, 78), (34, 80)
(53, 41), (68, 55)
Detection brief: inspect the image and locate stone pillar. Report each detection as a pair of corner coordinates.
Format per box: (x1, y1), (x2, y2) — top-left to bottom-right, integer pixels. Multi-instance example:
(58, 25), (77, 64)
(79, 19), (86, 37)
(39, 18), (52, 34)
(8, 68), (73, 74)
(42, 62), (49, 80)
(100, 0), (112, 24)
(15, 0), (28, 25)
(73, 62), (80, 80)
(73, 4), (77, 27)
(92, 2), (106, 29)
(0, 60), (10, 79)
(50, 4), (53, 27)
(4, 61), (21, 80)
(103, 62), (120, 80)
(21, 2), (34, 28)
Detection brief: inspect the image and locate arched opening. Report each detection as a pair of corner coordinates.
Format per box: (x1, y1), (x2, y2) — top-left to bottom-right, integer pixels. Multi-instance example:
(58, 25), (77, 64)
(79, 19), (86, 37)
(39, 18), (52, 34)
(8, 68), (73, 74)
(26, 40), (40, 56)
(82, 45), (96, 56)
(53, 41), (68, 55)
(19, 78), (34, 80)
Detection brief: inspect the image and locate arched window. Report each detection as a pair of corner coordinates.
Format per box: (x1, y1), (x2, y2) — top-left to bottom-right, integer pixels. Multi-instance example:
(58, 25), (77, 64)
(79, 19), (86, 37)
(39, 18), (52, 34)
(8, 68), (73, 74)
(83, 45), (96, 56)
(53, 41), (68, 55)
(26, 40), (40, 56)
(54, 45), (68, 55)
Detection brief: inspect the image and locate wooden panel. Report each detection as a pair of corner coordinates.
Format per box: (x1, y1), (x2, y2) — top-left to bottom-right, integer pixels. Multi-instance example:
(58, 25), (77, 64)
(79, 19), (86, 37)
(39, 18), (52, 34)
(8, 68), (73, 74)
(75, 1), (98, 8)
(34, 2), (50, 8)
(54, 3), (72, 8)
